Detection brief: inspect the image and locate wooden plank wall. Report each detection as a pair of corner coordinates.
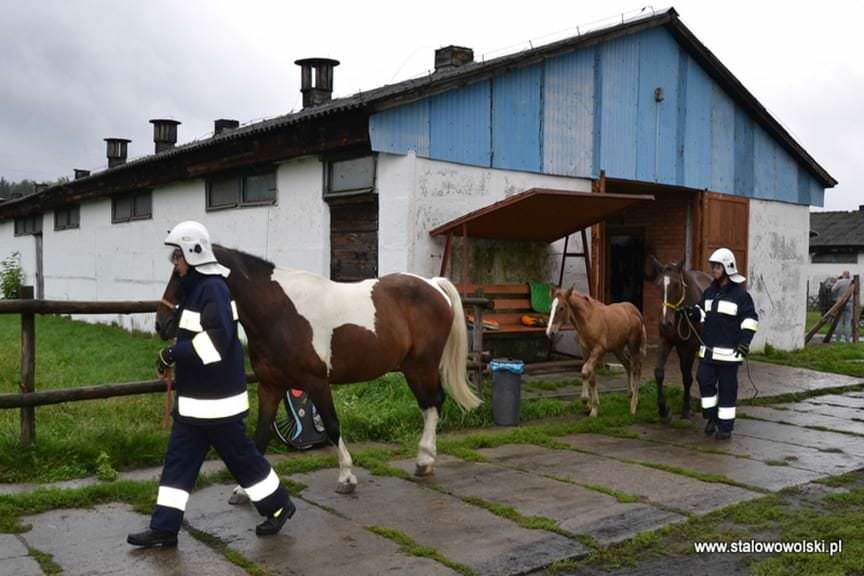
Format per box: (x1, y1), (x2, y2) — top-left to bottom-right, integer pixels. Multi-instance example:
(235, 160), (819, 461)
(328, 193), (378, 282)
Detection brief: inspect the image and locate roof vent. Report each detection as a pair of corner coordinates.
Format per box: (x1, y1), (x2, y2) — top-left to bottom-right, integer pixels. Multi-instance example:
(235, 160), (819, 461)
(435, 46), (474, 72)
(150, 119), (181, 153)
(214, 119), (240, 135)
(294, 58), (340, 108)
(105, 138), (131, 168)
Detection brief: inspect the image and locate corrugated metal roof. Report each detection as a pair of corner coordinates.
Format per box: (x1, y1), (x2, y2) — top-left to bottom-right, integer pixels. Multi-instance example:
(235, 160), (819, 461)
(810, 211), (864, 248)
(2, 7), (836, 215)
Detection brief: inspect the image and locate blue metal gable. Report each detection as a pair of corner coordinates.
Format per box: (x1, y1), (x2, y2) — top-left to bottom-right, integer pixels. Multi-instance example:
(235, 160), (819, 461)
(369, 26), (825, 206)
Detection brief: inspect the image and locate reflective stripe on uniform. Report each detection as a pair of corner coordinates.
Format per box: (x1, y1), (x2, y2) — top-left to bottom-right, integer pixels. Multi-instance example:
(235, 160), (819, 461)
(179, 310), (202, 332)
(157, 486), (189, 511)
(703, 299), (713, 312)
(177, 392), (249, 419)
(741, 318), (759, 331)
(244, 468), (280, 502)
(701, 395), (718, 409)
(718, 406), (736, 420)
(230, 301), (239, 321)
(716, 300), (739, 316)
(699, 346), (743, 363)
(192, 332), (222, 364)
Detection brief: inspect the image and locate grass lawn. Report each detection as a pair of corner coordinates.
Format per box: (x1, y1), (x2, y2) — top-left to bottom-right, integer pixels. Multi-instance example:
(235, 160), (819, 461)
(1, 315), (659, 484)
(805, 310), (830, 335)
(752, 342), (864, 379)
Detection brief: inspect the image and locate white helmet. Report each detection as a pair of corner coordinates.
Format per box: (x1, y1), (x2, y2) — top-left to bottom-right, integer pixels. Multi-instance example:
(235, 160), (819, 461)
(708, 248), (745, 283)
(164, 221), (230, 277)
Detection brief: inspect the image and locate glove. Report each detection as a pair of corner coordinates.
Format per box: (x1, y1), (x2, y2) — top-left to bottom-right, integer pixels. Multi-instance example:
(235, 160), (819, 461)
(736, 342), (750, 358)
(679, 304), (702, 325)
(157, 347), (176, 375)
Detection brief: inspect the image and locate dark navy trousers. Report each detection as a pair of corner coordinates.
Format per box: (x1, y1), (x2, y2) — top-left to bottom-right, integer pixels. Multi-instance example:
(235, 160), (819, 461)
(698, 361), (739, 433)
(150, 418), (289, 534)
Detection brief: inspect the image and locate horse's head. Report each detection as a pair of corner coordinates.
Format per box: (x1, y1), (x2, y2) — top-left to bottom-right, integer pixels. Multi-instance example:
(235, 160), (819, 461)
(155, 268), (183, 341)
(648, 255), (687, 328)
(546, 286), (590, 339)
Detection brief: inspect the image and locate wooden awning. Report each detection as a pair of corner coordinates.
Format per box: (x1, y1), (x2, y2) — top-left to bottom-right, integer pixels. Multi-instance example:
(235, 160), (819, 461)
(429, 188), (654, 242)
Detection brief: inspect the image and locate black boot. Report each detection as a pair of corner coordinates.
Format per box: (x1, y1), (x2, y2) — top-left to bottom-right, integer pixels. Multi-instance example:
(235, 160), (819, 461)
(714, 430), (732, 441)
(256, 501), (296, 536)
(127, 528), (178, 548)
(704, 418), (717, 436)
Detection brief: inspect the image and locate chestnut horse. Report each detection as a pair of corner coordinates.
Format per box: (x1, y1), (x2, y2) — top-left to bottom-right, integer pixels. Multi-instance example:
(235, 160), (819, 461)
(155, 245), (481, 497)
(546, 287), (646, 417)
(646, 257), (711, 420)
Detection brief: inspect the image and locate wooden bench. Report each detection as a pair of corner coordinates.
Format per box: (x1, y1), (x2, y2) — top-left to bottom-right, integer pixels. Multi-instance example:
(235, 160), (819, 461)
(459, 283), (552, 334)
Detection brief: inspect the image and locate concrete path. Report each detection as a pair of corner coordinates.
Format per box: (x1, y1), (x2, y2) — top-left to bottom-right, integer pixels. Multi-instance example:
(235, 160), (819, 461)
(5, 363), (864, 575)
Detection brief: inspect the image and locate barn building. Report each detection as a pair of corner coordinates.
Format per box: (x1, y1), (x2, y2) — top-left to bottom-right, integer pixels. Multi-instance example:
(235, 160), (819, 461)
(0, 8), (836, 353)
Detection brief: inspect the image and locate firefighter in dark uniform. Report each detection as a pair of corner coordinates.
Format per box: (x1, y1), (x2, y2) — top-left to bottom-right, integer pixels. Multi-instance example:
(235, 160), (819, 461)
(128, 221), (294, 548)
(683, 248), (759, 440)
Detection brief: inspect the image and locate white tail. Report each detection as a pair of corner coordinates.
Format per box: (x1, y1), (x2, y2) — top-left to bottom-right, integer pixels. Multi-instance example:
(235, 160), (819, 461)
(435, 278), (482, 411)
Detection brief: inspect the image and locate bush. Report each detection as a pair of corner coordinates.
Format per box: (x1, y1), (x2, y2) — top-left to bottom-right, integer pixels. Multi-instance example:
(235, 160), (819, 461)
(95, 451), (119, 482)
(1, 252), (23, 299)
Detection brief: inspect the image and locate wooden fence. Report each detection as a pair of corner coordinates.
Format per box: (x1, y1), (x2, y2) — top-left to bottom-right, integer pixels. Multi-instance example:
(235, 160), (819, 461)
(0, 287), (169, 447)
(1, 287), (489, 447)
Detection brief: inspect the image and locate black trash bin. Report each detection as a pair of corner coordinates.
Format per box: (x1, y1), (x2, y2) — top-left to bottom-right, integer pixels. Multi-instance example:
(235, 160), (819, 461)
(490, 358), (524, 426)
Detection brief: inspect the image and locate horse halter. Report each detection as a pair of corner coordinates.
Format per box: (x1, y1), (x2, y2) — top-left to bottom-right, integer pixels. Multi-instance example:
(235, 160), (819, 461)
(160, 298), (178, 309)
(662, 272), (688, 312)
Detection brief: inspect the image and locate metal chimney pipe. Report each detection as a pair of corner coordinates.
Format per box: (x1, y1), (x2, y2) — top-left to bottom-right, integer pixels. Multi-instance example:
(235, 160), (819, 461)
(104, 138), (131, 168)
(150, 119), (181, 153)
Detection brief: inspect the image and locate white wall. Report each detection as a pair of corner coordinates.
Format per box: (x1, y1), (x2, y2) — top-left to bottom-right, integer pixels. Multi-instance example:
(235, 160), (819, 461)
(377, 152), (593, 287)
(747, 198), (810, 351)
(0, 156), (329, 332)
(0, 220), (39, 291)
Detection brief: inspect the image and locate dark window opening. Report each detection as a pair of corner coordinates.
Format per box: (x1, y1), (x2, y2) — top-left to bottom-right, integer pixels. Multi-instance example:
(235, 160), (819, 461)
(14, 214), (42, 236)
(54, 205), (80, 231)
(112, 190), (152, 223)
(325, 155), (376, 198)
(206, 170), (276, 211)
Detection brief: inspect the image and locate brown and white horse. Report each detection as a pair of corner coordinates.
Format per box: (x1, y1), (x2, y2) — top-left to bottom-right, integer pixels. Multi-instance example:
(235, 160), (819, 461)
(155, 246), (481, 497)
(647, 257), (711, 420)
(546, 287), (647, 417)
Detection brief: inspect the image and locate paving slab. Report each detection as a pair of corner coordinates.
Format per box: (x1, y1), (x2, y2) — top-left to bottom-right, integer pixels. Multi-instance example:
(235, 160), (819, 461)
(780, 401), (864, 422)
(391, 455), (684, 545)
(294, 468), (587, 576)
(477, 444), (760, 515)
(733, 417), (864, 457)
(0, 534), (41, 576)
(20, 503), (246, 576)
(740, 405), (864, 435)
(629, 424), (863, 475)
(184, 484), (456, 576)
(558, 434), (823, 492)
(743, 362), (862, 393)
(804, 394), (864, 410)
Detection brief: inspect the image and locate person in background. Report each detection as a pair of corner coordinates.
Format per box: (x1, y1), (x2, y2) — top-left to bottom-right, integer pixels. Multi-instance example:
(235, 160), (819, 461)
(832, 271), (853, 343)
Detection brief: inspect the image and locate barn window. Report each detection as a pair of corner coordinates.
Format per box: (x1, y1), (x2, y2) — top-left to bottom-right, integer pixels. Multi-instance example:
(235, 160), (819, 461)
(14, 214), (42, 236)
(112, 190), (152, 223)
(54, 205), (80, 231)
(812, 252), (858, 264)
(206, 170), (276, 211)
(325, 155), (376, 198)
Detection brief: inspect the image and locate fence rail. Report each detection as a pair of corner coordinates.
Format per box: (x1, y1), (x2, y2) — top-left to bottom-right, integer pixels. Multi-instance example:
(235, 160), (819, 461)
(0, 300), (159, 315)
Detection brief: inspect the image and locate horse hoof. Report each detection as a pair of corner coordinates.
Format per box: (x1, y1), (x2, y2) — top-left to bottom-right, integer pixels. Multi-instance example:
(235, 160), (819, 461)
(228, 492), (250, 506)
(335, 482), (356, 495)
(414, 464), (434, 478)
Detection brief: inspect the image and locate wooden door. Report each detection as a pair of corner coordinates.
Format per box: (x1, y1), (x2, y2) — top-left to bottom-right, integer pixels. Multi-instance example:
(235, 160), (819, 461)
(328, 193), (378, 282)
(695, 191), (749, 276)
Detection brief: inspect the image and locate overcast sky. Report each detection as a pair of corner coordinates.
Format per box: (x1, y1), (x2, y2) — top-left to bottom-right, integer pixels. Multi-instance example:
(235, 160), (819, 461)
(1, 1), (861, 210)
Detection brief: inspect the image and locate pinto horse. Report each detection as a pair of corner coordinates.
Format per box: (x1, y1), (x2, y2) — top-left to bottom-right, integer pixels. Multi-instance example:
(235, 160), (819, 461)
(155, 245), (481, 496)
(646, 256), (711, 420)
(546, 287), (647, 417)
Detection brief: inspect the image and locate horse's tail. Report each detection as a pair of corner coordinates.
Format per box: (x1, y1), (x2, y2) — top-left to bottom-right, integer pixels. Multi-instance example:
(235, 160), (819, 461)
(434, 277), (483, 411)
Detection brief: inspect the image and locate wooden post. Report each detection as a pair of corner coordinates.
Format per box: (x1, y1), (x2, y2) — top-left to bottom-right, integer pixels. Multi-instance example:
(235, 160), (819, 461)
(558, 235), (569, 288)
(461, 223), (469, 294)
(806, 282), (854, 344)
(854, 275), (861, 344)
(19, 286), (35, 447)
(581, 228), (592, 298)
(439, 231), (453, 277)
(471, 288), (485, 395)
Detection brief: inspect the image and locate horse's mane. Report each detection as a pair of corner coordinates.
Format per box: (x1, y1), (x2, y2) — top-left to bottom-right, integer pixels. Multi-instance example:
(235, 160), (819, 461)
(213, 244), (276, 277)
